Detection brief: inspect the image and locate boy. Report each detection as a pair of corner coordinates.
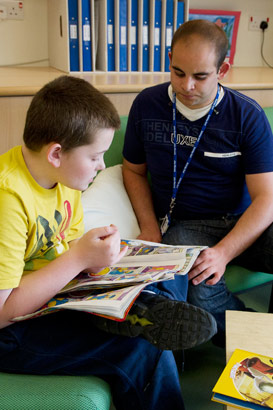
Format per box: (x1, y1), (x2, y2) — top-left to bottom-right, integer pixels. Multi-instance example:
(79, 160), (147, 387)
(0, 76), (216, 410)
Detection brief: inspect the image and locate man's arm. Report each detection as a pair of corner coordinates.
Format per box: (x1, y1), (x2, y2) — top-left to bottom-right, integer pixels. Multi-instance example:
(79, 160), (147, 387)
(188, 171), (273, 286)
(123, 159), (162, 243)
(0, 225), (127, 329)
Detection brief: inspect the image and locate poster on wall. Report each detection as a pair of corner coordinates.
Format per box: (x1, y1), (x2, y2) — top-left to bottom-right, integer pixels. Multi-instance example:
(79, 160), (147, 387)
(189, 9), (241, 65)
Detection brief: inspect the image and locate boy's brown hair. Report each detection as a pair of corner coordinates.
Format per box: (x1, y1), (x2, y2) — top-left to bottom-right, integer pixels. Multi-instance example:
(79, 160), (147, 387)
(23, 75), (121, 152)
(171, 19), (229, 71)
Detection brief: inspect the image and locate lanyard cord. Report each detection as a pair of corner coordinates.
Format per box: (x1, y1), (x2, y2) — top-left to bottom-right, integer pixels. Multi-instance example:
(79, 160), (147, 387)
(170, 84), (220, 213)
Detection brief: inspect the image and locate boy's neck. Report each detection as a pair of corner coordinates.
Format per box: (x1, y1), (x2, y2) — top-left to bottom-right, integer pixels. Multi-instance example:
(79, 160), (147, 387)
(21, 145), (58, 189)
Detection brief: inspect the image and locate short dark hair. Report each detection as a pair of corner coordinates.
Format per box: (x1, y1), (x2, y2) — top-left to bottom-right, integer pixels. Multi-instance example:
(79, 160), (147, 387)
(171, 19), (229, 71)
(23, 75), (121, 152)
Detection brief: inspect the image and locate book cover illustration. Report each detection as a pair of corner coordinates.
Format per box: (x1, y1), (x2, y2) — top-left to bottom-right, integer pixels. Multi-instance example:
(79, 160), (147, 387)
(212, 349), (273, 409)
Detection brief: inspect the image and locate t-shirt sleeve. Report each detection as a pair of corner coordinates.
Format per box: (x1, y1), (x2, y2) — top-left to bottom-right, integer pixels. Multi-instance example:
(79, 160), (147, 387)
(242, 108), (273, 174)
(0, 189), (28, 289)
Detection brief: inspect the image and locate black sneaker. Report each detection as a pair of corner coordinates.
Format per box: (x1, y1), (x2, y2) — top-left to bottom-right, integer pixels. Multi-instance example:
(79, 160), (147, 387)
(91, 292), (217, 350)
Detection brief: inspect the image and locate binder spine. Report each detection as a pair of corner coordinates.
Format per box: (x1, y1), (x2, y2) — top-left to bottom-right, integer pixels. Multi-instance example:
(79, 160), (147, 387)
(130, 0), (138, 71)
(81, 0), (92, 71)
(118, 0), (128, 71)
(107, 0), (115, 71)
(68, 0), (80, 71)
(142, 0), (149, 71)
(164, 0), (174, 72)
(153, 0), (162, 71)
(176, 0), (184, 29)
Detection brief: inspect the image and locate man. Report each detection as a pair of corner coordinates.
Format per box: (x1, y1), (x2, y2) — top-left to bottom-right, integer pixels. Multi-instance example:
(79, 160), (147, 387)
(122, 19), (273, 343)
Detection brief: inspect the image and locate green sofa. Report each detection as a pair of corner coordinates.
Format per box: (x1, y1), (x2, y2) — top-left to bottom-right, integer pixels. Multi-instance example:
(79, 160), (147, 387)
(0, 373), (112, 409)
(1, 108), (273, 409)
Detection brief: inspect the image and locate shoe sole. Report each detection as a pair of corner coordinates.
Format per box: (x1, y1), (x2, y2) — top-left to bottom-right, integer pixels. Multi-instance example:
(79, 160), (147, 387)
(130, 299), (217, 350)
(91, 299), (217, 351)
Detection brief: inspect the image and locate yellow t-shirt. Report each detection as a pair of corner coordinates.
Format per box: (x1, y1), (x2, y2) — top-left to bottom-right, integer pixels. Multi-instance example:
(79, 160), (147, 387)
(0, 146), (84, 289)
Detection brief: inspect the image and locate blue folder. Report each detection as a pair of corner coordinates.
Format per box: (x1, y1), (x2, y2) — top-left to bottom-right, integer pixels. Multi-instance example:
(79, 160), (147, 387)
(176, 0), (184, 28)
(130, 0), (138, 71)
(153, 0), (162, 71)
(107, 0), (115, 71)
(119, 0), (128, 71)
(164, 0), (173, 72)
(68, 0), (80, 71)
(141, 0), (149, 71)
(81, 0), (92, 71)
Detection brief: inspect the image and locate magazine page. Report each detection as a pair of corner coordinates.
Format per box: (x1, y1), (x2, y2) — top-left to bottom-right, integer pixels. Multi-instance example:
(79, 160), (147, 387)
(59, 264), (179, 293)
(59, 283), (150, 318)
(13, 273), (174, 323)
(119, 239), (206, 264)
(57, 239), (205, 294)
(180, 246), (207, 275)
(212, 348), (273, 409)
(13, 283), (148, 322)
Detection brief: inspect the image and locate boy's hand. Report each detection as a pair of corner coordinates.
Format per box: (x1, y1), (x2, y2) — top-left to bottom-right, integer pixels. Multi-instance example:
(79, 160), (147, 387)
(75, 224), (128, 272)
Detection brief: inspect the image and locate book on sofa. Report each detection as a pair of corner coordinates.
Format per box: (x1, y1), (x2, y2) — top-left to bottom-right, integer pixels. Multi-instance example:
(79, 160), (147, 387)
(13, 239), (206, 322)
(212, 348), (273, 409)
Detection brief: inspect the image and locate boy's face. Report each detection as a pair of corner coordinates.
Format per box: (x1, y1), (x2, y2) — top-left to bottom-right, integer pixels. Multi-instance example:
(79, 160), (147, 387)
(169, 35), (229, 109)
(58, 128), (114, 191)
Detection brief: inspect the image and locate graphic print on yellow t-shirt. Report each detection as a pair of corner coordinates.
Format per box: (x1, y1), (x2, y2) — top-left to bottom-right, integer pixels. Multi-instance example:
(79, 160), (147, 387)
(24, 200), (73, 272)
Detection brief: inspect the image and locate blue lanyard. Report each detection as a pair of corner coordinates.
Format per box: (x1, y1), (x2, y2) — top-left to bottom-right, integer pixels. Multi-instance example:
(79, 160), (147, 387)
(171, 84), (220, 210)
(160, 85), (220, 235)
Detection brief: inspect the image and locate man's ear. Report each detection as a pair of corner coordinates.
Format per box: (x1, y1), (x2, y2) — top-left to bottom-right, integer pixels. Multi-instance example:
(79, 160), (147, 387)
(47, 143), (62, 168)
(168, 51), (172, 71)
(217, 61), (230, 80)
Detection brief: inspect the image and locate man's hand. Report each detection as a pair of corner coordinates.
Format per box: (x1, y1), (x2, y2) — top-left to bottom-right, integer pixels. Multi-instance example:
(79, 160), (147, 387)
(188, 246), (228, 286)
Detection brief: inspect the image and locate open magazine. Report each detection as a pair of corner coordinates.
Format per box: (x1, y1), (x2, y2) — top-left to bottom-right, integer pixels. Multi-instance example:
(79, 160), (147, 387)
(13, 239), (206, 322)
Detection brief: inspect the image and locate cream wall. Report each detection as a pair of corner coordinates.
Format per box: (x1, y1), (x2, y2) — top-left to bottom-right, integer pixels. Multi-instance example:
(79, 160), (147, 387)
(190, 0), (273, 67)
(0, 0), (272, 68)
(0, 0), (48, 67)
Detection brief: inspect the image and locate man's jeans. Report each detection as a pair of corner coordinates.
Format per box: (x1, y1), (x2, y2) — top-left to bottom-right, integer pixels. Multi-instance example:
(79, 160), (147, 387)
(162, 217), (273, 336)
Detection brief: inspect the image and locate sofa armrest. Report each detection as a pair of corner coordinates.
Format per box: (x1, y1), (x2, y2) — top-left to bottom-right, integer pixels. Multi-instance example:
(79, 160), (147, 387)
(104, 115), (128, 168)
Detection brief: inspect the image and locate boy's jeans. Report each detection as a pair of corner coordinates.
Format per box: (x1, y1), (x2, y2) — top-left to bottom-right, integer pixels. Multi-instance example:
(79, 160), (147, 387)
(0, 310), (185, 410)
(162, 217), (273, 335)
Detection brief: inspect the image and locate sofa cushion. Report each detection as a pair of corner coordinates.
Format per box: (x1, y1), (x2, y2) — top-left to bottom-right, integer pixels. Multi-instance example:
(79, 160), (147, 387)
(82, 164), (140, 239)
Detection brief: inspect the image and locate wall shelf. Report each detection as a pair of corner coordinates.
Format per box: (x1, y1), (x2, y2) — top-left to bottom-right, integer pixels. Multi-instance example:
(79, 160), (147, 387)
(1, 66), (273, 96)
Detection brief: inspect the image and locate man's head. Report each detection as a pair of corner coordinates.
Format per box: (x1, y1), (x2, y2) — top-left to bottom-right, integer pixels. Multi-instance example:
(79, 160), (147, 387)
(171, 19), (229, 71)
(23, 75), (120, 152)
(169, 19), (230, 109)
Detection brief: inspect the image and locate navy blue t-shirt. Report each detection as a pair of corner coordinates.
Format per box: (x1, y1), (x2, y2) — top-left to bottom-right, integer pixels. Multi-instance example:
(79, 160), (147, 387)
(123, 82), (273, 220)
